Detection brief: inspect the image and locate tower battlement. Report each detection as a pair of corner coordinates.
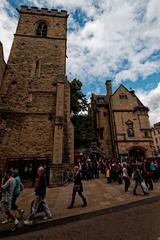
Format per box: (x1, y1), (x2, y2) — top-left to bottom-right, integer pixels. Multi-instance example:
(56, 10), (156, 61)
(17, 5), (68, 17)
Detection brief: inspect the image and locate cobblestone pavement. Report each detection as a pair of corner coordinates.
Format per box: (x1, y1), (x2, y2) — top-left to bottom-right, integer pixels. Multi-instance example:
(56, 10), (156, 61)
(1, 176), (160, 232)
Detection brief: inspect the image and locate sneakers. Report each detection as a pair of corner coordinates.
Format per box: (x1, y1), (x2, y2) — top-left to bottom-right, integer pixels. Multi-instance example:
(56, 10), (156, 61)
(24, 219), (33, 225)
(14, 219), (19, 226)
(2, 219), (12, 224)
(43, 215), (52, 220)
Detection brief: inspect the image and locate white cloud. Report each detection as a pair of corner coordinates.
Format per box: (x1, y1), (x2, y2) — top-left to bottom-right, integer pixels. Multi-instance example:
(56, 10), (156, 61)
(0, 0), (17, 60)
(0, 0), (160, 124)
(136, 83), (160, 126)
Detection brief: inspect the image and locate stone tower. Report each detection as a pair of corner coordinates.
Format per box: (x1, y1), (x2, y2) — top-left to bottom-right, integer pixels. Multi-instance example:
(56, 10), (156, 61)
(0, 6), (74, 185)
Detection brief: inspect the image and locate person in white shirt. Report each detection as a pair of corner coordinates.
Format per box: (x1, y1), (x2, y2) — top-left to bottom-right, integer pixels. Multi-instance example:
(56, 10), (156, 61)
(122, 163), (130, 192)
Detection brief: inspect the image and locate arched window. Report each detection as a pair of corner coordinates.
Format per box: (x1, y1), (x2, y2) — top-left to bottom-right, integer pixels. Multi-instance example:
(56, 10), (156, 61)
(36, 22), (48, 37)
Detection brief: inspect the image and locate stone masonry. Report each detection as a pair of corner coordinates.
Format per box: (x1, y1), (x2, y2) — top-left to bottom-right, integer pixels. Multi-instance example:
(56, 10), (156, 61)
(0, 6), (74, 185)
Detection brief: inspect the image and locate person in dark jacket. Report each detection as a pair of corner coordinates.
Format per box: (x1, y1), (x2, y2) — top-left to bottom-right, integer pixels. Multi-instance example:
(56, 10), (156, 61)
(24, 166), (52, 225)
(68, 166), (87, 209)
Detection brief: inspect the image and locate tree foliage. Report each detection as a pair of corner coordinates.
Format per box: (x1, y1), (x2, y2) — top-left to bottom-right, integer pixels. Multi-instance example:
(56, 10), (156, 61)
(70, 79), (97, 148)
(71, 115), (97, 148)
(70, 79), (88, 115)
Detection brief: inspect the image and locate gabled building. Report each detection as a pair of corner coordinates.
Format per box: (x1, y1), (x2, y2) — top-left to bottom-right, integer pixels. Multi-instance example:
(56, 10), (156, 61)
(0, 6), (74, 185)
(91, 80), (153, 159)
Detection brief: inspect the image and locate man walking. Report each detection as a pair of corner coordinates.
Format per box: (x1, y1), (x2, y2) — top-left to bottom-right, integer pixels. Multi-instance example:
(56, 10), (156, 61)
(24, 166), (52, 225)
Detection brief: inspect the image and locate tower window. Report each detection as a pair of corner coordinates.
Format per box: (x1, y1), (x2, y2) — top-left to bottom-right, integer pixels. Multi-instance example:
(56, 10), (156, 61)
(144, 131), (148, 138)
(36, 22), (48, 37)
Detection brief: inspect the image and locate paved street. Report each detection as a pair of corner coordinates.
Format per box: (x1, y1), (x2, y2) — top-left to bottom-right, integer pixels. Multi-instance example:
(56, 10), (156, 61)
(6, 201), (160, 240)
(1, 176), (160, 239)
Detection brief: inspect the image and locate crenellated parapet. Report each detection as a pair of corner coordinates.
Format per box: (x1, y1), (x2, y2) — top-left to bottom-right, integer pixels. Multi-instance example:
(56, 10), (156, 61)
(17, 5), (68, 17)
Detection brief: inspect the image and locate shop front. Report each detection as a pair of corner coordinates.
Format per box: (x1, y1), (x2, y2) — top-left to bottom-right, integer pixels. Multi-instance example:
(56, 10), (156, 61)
(5, 157), (50, 187)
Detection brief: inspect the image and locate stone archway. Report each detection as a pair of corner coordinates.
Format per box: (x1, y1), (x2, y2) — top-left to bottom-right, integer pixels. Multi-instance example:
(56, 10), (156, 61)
(128, 147), (145, 160)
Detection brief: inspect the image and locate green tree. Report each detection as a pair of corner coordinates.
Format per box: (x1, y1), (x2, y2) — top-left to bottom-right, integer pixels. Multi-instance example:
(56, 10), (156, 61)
(71, 115), (97, 148)
(70, 79), (88, 115)
(70, 79), (97, 148)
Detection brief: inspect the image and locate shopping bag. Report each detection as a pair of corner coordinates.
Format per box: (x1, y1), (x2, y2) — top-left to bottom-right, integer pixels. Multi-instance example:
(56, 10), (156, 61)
(141, 181), (149, 193)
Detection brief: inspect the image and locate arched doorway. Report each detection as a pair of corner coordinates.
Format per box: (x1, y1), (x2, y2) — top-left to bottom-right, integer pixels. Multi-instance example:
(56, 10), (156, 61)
(129, 147), (145, 160)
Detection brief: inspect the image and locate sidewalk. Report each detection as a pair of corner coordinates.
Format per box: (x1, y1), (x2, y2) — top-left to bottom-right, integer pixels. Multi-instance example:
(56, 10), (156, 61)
(1, 176), (160, 231)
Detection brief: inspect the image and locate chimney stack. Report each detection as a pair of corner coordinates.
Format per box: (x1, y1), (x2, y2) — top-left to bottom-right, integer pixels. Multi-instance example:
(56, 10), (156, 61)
(105, 80), (112, 98)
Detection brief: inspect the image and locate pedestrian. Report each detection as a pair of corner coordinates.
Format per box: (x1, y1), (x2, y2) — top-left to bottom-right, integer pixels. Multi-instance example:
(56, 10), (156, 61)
(1, 170), (19, 228)
(132, 166), (148, 195)
(122, 163), (130, 193)
(12, 169), (24, 218)
(68, 166), (87, 209)
(24, 166), (52, 225)
(106, 165), (111, 183)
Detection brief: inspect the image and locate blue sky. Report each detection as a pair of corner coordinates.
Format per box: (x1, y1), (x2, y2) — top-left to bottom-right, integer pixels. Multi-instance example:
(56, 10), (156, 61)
(1, 0), (160, 125)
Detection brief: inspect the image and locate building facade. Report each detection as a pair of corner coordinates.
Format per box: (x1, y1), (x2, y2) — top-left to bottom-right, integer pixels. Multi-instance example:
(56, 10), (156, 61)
(151, 122), (160, 157)
(91, 80), (153, 160)
(0, 6), (74, 185)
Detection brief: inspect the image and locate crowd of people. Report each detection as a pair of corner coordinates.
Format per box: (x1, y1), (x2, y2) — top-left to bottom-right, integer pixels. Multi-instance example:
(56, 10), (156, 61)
(78, 156), (160, 195)
(0, 156), (160, 230)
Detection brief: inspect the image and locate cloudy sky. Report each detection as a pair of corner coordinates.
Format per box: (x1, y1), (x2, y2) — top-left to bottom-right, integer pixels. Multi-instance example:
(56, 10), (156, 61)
(1, 0), (160, 125)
